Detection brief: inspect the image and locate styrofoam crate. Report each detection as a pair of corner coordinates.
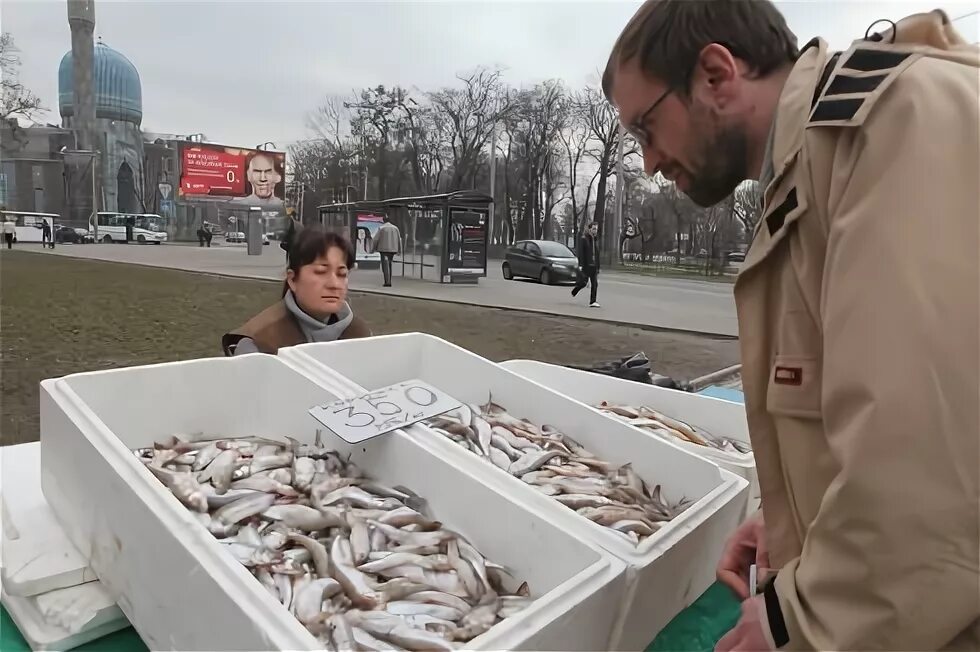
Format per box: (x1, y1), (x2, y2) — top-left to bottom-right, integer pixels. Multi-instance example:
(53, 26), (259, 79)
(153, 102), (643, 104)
(499, 359), (760, 518)
(40, 354), (626, 652)
(280, 334), (749, 651)
(2, 583), (128, 652)
(1, 442), (97, 597)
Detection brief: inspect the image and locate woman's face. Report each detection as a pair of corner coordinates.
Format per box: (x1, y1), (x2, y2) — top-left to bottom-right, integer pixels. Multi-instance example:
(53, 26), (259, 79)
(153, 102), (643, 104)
(286, 246), (349, 319)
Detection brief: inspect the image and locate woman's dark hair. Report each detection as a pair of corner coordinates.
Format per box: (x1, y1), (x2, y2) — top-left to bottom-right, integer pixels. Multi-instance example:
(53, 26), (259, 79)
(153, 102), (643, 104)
(282, 227), (356, 297)
(602, 0), (799, 100)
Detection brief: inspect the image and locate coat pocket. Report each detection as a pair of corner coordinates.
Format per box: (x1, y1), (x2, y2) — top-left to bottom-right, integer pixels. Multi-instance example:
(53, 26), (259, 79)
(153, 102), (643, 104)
(766, 354), (822, 419)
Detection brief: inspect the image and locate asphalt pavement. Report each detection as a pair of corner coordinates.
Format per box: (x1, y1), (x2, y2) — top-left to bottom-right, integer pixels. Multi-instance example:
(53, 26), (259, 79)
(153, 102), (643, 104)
(25, 243), (739, 337)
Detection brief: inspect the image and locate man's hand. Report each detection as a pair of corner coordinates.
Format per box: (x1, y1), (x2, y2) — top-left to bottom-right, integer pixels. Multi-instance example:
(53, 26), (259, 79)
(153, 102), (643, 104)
(715, 594), (775, 652)
(717, 510), (769, 600)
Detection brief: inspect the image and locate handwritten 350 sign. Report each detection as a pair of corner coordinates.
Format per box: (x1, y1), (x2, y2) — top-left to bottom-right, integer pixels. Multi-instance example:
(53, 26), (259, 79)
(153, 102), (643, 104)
(308, 379), (461, 444)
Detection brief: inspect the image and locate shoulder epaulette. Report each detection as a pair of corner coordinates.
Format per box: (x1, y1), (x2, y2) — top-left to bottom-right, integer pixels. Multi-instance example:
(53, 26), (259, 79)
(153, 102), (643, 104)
(807, 46), (920, 128)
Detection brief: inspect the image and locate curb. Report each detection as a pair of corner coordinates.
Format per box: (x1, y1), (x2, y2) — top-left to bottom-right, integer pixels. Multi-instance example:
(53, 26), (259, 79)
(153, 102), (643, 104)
(22, 249), (740, 341)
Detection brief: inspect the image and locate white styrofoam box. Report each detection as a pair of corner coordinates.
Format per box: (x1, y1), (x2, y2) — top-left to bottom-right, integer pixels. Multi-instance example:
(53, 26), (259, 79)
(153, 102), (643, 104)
(280, 334), (749, 651)
(2, 584), (128, 652)
(40, 354), (626, 652)
(1, 442), (97, 597)
(499, 359), (760, 518)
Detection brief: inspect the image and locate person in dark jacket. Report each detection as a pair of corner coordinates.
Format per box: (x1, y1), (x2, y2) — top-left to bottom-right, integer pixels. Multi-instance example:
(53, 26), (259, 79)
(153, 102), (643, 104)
(222, 227), (371, 356)
(571, 221), (601, 307)
(280, 218), (299, 259)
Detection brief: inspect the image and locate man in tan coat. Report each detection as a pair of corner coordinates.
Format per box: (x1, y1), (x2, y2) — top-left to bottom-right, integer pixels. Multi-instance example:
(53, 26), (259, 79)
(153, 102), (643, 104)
(604, 2), (978, 650)
(372, 216), (401, 287)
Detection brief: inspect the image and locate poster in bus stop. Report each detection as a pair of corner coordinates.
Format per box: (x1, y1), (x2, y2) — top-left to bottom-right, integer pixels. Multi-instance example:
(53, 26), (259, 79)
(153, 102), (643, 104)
(446, 209), (488, 275)
(355, 213), (384, 268)
(178, 143), (285, 210)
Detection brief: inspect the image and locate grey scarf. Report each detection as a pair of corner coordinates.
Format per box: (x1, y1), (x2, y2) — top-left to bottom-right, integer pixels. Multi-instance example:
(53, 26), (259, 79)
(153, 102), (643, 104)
(284, 290), (354, 343)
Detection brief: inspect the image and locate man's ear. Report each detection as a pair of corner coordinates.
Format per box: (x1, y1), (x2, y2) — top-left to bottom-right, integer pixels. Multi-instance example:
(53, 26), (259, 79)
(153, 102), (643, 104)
(690, 43), (741, 109)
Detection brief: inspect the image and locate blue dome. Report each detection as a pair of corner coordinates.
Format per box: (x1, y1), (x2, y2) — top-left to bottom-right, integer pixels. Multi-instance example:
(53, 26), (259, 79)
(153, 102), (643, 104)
(59, 42), (142, 125)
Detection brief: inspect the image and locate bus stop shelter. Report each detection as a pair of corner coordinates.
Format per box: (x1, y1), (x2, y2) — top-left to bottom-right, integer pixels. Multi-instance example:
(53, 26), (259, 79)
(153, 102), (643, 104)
(318, 190), (492, 284)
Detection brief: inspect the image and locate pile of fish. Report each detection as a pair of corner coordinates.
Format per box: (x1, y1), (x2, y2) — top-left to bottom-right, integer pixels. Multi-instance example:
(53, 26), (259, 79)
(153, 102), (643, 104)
(596, 402), (751, 455)
(426, 397), (690, 545)
(135, 432), (532, 651)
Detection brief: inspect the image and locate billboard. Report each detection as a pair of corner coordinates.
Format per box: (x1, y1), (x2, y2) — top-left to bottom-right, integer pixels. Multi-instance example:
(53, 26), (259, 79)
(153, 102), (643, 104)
(178, 143), (285, 208)
(446, 209), (488, 276)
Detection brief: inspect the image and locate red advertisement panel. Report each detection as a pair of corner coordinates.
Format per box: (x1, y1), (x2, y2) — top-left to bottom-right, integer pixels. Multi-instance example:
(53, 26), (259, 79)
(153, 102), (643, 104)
(178, 143), (285, 204)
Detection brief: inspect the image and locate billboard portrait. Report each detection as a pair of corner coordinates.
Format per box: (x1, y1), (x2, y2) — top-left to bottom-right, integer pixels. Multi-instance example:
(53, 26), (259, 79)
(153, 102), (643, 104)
(179, 143), (286, 209)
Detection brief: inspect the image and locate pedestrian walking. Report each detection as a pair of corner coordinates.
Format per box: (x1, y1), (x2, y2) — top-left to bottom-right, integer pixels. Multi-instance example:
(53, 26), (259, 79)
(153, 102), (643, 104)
(371, 216), (401, 287)
(2, 219), (15, 249)
(571, 222), (600, 307)
(41, 220), (52, 248)
(603, 3), (978, 650)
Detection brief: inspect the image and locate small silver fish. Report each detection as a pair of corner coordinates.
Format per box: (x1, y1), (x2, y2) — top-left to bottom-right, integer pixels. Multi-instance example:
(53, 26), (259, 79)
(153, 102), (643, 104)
(288, 533), (331, 578)
(144, 464), (208, 513)
(250, 453), (294, 475)
(263, 505), (346, 531)
(508, 449), (565, 476)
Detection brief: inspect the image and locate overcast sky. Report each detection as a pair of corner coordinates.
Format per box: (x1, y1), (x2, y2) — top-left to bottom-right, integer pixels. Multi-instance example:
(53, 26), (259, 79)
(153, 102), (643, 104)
(3, 1), (977, 148)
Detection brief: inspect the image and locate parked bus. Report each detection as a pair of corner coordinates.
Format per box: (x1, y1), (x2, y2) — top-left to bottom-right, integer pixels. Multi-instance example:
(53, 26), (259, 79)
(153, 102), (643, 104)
(1, 211), (57, 244)
(92, 212), (168, 244)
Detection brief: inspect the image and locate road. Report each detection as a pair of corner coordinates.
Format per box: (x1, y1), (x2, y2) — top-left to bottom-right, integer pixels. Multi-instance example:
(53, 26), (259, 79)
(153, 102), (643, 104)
(26, 243), (738, 337)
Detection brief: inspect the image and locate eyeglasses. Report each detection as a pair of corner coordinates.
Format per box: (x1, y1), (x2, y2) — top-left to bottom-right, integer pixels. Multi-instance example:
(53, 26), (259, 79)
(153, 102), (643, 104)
(627, 87), (673, 148)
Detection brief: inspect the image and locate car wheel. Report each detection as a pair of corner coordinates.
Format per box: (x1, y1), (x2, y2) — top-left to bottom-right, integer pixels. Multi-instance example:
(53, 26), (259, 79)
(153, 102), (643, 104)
(137, 234), (147, 244)
(539, 268), (551, 285)
(102, 235), (112, 244)
(502, 262), (513, 280)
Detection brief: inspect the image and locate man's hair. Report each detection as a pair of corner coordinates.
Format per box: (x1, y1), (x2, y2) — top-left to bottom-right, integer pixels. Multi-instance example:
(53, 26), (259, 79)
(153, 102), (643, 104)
(602, 0), (799, 100)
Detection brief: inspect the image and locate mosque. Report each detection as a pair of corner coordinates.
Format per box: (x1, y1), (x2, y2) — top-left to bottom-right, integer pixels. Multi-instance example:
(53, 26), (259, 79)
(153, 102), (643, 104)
(0, 35), (281, 239)
(59, 38), (145, 215)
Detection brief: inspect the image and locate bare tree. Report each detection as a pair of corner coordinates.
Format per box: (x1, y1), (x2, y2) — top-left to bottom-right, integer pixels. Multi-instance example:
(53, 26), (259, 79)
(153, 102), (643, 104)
(427, 68), (514, 191)
(733, 181), (763, 238)
(558, 90), (591, 242)
(580, 86), (637, 246)
(656, 175), (698, 265)
(345, 85), (413, 199)
(1, 33), (44, 123)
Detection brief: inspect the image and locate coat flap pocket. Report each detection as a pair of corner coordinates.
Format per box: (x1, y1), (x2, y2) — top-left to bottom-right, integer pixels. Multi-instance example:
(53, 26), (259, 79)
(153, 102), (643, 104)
(766, 355), (822, 418)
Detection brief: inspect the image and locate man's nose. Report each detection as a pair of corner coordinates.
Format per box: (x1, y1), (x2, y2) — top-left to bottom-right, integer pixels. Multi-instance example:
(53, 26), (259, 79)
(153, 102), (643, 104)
(642, 144), (662, 177)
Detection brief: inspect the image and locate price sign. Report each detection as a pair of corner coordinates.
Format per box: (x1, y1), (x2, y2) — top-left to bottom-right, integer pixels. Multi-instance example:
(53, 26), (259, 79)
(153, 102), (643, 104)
(308, 379), (461, 444)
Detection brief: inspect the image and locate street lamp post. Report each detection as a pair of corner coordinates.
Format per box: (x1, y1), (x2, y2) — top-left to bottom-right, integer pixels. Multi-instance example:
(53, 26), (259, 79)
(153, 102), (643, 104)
(612, 123), (625, 267)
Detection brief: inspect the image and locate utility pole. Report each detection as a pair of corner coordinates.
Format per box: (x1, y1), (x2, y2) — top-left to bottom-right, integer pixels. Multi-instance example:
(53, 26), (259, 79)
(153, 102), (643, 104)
(488, 124), (497, 245)
(612, 123), (625, 267)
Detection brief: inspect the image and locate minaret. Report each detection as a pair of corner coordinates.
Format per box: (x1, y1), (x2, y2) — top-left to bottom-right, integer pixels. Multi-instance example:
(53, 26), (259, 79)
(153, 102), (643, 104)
(67, 0), (95, 150)
(66, 0), (99, 228)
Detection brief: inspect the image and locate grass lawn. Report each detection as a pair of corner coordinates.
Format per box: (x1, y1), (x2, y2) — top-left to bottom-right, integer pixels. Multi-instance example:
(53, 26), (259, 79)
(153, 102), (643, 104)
(1, 250), (739, 445)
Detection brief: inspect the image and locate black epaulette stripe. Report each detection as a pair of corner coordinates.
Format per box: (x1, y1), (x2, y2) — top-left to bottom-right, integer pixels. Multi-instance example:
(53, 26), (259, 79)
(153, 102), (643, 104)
(842, 49), (911, 72)
(767, 188), (798, 236)
(811, 98), (863, 123)
(825, 73), (887, 96)
(764, 580), (790, 647)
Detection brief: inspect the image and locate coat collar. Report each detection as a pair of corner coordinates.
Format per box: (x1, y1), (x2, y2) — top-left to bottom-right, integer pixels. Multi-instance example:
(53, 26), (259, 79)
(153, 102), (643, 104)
(736, 40), (829, 281)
